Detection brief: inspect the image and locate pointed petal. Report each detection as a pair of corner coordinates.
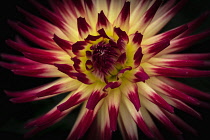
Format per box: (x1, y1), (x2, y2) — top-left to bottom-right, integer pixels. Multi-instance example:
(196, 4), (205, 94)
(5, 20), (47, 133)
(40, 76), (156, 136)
(145, 24), (188, 44)
(97, 101), (112, 140)
(141, 107), (164, 140)
(84, 0), (97, 27)
(17, 6), (69, 41)
(86, 83), (107, 110)
(141, 95), (182, 135)
(11, 64), (66, 78)
(162, 97), (202, 119)
(149, 58), (210, 68)
(163, 110), (198, 135)
(145, 63), (210, 78)
(118, 102), (138, 140)
(138, 82), (174, 113)
(77, 17), (92, 39)
(161, 53), (210, 60)
(57, 84), (93, 111)
(123, 96), (154, 138)
(0, 54), (37, 64)
(133, 47), (143, 68)
(53, 34), (74, 57)
(114, 1), (130, 32)
(8, 21), (59, 50)
(157, 77), (210, 100)
(72, 41), (89, 57)
(68, 100), (103, 140)
(97, 10), (111, 31)
(144, 0), (188, 37)
(130, 0), (162, 33)
(114, 27), (129, 43)
(159, 30), (210, 55)
(120, 80), (141, 111)
(142, 39), (170, 61)
(125, 66), (149, 83)
(147, 77), (200, 105)
(107, 88), (121, 131)
(178, 11), (210, 38)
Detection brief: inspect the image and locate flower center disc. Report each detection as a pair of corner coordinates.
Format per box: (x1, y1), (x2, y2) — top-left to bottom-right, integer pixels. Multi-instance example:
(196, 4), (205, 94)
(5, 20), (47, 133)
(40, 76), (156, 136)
(91, 41), (119, 76)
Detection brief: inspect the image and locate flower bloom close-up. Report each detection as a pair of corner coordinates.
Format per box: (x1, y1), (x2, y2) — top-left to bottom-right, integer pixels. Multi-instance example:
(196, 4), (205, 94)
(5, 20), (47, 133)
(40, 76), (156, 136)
(1, 0), (210, 139)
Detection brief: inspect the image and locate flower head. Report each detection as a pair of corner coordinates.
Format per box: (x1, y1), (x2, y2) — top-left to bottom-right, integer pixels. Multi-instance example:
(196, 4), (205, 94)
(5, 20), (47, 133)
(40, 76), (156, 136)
(1, 0), (210, 139)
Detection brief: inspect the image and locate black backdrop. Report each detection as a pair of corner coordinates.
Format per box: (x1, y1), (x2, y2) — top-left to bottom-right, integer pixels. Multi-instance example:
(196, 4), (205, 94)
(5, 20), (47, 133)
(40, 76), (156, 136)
(0, 0), (210, 140)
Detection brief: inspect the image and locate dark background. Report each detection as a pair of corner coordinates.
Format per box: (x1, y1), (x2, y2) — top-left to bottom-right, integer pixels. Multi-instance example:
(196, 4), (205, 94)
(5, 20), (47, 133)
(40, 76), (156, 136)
(0, 0), (210, 140)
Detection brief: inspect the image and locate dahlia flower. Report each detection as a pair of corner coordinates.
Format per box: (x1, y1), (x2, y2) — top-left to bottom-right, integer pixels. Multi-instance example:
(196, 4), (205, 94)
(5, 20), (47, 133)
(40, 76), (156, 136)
(1, 0), (210, 139)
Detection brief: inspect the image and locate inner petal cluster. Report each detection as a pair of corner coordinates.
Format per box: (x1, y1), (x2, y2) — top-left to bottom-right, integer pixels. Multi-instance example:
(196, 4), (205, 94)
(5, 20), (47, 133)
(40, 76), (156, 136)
(91, 41), (119, 75)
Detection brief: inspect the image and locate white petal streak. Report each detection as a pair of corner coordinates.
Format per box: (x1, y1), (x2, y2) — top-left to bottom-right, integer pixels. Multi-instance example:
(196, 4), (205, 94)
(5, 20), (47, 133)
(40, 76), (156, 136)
(107, 0), (125, 23)
(141, 95), (182, 135)
(140, 107), (164, 140)
(137, 82), (174, 113)
(97, 100), (112, 140)
(118, 101), (138, 140)
(130, 0), (150, 27)
(107, 88), (121, 131)
(120, 79), (141, 111)
(122, 95), (154, 138)
(144, 0), (188, 38)
(68, 100), (104, 140)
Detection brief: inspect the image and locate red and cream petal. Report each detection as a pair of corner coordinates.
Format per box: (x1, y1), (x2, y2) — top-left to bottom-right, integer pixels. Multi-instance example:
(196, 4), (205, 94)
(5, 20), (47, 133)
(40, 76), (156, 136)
(67, 100), (104, 140)
(157, 77), (210, 100)
(6, 39), (71, 65)
(144, 63), (210, 78)
(77, 17), (92, 39)
(125, 32), (143, 68)
(106, 88), (121, 131)
(130, 0), (151, 28)
(96, 100), (112, 140)
(0, 60), (66, 78)
(57, 83), (96, 112)
(141, 95), (182, 135)
(148, 57), (210, 68)
(113, 1), (130, 32)
(123, 66), (149, 83)
(120, 79), (141, 111)
(8, 77), (80, 103)
(160, 53), (210, 60)
(17, 7), (69, 41)
(137, 82), (174, 113)
(118, 102), (138, 140)
(140, 107), (164, 140)
(122, 95), (154, 138)
(160, 95), (201, 119)
(29, 0), (79, 41)
(6, 77), (80, 97)
(146, 77), (200, 105)
(158, 30), (210, 55)
(152, 0), (176, 21)
(24, 93), (79, 138)
(72, 41), (91, 57)
(162, 110), (197, 135)
(107, 0), (126, 23)
(8, 21), (61, 50)
(53, 34), (74, 57)
(142, 39), (170, 62)
(96, 11), (112, 34)
(144, 24), (188, 45)
(83, 0), (97, 27)
(86, 82), (107, 110)
(129, 0), (162, 34)
(143, 0), (188, 38)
